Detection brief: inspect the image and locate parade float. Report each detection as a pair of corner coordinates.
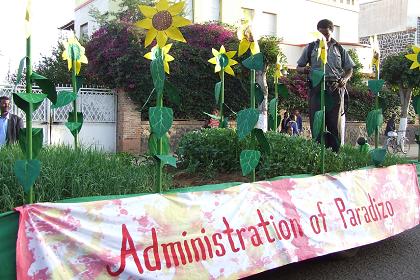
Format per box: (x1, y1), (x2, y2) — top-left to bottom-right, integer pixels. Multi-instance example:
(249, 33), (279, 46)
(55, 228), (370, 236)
(0, 1), (419, 279)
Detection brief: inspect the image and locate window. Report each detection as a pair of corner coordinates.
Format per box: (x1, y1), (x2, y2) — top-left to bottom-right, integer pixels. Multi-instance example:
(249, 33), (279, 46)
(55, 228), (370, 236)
(80, 22), (88, 39)
(260, 12), (277, 36)
(333, 25), (340, 41)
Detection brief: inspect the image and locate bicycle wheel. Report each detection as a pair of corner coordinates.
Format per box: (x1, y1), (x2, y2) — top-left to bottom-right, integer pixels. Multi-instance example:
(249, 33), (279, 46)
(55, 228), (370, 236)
(400, 137), (411, 154)
(386, 138), (396, 154)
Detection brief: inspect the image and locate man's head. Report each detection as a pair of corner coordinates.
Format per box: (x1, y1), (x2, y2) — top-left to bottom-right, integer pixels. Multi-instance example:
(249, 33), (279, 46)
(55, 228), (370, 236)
(293, 109), (300, 116)
(317, 19), (334, 41)
(0, 96), (11, 116)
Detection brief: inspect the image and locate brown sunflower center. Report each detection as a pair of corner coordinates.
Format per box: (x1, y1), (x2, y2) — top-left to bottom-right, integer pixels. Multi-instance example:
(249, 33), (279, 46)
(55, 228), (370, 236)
(152, 11), (173, 31)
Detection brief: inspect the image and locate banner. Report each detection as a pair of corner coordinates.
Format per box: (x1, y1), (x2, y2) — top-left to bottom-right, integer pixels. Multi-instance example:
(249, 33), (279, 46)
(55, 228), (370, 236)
(16, 164), (420, 279)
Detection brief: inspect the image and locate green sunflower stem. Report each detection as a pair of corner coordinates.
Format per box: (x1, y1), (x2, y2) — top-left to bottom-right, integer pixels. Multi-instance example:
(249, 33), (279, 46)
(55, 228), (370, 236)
(250, 69), (256, 182)
(25, 35), (34, 204)
(374, 70), (380, 149)
(274, 77), (279, 131)
(71, 56), (79, 149)
(219, 69), (225, 128)
(320, 63), (326, 174)
(156, 47), (164, 194)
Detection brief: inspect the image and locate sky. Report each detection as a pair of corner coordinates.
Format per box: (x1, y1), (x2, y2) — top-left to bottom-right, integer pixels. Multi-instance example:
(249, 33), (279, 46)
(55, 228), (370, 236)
(0, 0), (74, 83)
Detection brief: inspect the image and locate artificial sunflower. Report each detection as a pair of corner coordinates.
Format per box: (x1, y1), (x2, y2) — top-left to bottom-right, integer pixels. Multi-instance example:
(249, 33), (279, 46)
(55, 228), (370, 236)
(370, 35), (380, 71)
(274, 56), (283, 80)
(24, 0), (32, 38)
(208, 45), (238, 76)
(62, 36), (88, 74)
(317, 36), (328, 65)
(237, 20), (260, 56)
(144, 43), (174, 74)
(136, 0), (191, 48)
(405, 45), (420, 70)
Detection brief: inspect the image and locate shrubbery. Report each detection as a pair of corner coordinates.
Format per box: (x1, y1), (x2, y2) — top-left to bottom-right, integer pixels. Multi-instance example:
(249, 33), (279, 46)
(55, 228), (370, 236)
(0, 145), (171, 213)
(176, 128), (408, 178)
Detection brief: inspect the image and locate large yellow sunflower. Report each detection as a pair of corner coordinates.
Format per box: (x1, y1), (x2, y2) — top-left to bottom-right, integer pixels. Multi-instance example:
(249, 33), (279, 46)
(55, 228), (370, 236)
(144, 43), (174, 74)
(136, 0), (191, 48)
(237, 20), (260, 56)
(208, 45), (238, 76)
(405, 45), (420, 70)
(62, 36), (88, 75)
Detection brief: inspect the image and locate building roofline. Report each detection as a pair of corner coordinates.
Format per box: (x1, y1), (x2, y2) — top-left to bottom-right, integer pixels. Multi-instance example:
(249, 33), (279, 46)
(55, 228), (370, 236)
(75, 0), (96, 12)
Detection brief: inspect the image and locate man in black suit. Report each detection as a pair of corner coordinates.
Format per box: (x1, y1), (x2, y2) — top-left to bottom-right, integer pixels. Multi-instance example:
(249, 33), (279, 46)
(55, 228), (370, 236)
(0, 96), (24, 146)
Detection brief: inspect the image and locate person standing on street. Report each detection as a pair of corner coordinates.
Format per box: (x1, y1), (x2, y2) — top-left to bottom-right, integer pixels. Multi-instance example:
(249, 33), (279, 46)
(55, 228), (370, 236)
(0, 96), (24, 146)
(296, 19), (355, 152)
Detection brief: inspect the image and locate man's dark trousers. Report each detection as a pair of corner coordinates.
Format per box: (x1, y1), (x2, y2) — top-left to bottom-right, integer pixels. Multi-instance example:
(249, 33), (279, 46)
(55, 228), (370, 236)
(308, 82), (344, 152)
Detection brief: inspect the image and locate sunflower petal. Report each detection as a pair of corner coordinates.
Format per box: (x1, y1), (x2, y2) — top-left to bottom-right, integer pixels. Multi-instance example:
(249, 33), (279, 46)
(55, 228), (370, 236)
(136, 18), (153, 29)
(164, 60), (170, 74)
(225, 66), (235, 76)
(406, 53), (417, 62)
(79, 55), (88, 64)
(145, 29), (158, 47)
(156, 31), (168, 47)
(250, 42), (260, 55)
(220, 45), (226, 54)
(138, 5), (157, 18)
(238, 39), (250, 56)
(226, 51), (236, 59)
(156, 0), (169, 11)
(412, 45), (420, 53)
(144, 52), (153, 60)
(208, 57), (217, 65)
(75, 61), (81, 75)
(67, 59), (72, 71)
(172, 15), (191, 27)
(165, 26), (186, 43)
(166, 54), (174, 62)
(168, 1), (184, 15)
(215, 64), (221, 73)
(229, 58), (238, 66)
(212, 48), (219, 57)
(162, 43), (172, 54)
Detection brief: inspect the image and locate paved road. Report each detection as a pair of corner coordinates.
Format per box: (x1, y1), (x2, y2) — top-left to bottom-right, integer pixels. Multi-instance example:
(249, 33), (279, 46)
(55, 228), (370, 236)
(245, 225), (420, 280)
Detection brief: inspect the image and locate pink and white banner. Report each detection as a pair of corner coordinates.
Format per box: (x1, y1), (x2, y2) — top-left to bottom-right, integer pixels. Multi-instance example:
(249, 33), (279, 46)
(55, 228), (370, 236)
(16, 164), (420, 279)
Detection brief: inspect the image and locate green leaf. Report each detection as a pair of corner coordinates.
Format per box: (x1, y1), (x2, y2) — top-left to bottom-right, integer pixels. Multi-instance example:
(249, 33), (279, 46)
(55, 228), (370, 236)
(413, 95), (420, 115)
(31, 72), (57, 104)
(255, 83), (264, 105)
(66, 112), (84, 136)
(14, 160), (41, 193)
(277, 83), (289, 98)
(368, 79), (385, 95)
(214, 82), (222, 105)
(310, 69), (324, 87)
(148, 133), (170, 155)
(236, 108), (260, 139)
(150, 48), (165, 94)
(149, 106), (173, 138)
(15, 57), (26, 86)
(240, 150), (261, 176)
(156, 155), (177, 167)
(268, 98), (278, 118)
(15, 93), (47, 104)
(366, 109), (383, 136)
(51, 91), (77, 109)
(19, 128), (43, 159)
(370, 148), (386, 167)
(312, 110), (324, 140)
(253, 128), (270, 153)
(13, 93), (45, 114)
(203, 112), (221, 120)
(242, 53), (264, 70)
(268, 116), (275, 131)
(164, 80), (181, 106)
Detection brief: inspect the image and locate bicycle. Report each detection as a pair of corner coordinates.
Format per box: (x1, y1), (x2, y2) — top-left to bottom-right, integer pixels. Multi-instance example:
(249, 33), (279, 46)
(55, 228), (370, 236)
(385, 130), (411, 154)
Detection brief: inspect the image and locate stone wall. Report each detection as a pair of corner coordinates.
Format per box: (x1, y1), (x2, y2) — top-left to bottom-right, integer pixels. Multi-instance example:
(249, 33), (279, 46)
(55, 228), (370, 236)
(360, 28), (416, 62)
(117, 91), (418, 154)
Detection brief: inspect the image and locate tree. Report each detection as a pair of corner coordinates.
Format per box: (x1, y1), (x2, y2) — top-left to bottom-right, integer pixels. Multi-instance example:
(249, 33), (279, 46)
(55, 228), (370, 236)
(382, 50), (420, 134)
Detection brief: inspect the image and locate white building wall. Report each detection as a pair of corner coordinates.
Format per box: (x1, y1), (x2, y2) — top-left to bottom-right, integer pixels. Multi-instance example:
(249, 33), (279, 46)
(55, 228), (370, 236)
(359, 0), (409, 37)
(74, 0), (110, 38)
(407, 0), (420, 28)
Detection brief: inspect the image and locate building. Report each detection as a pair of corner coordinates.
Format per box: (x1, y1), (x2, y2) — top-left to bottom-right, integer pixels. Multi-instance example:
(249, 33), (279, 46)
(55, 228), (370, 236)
(359, 0), (420, 60)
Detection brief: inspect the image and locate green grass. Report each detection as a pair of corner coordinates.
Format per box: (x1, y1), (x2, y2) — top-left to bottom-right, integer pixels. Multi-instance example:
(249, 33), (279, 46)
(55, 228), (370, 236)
(0, 145), (171, 213)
